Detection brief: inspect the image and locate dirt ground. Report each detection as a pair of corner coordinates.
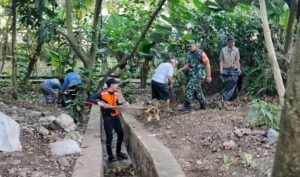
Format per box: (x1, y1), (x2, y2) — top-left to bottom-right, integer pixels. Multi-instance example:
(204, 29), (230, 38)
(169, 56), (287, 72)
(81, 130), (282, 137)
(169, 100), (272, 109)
(0, 91), (82, 177)
(132, 87), (276, 177)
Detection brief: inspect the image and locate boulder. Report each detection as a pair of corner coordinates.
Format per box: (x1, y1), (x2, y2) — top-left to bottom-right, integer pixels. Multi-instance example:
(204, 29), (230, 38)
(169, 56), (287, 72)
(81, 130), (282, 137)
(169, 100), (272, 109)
(64, 131), (83, 143)
(267, 128), (279, 144)
(37, 126), (49, 136)
(50, 139), (81, 156)
(25, 110), (42, 119)
(0, 112), (22, 152)
(54, 114), (76, 132)
(38, 116), (56, 127)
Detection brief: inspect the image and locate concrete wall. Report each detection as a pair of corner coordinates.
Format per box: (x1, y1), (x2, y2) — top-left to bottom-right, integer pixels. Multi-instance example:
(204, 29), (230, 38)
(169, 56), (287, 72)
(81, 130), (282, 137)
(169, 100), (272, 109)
(121, 111), (185, 177)
(72, 105), (104, 177)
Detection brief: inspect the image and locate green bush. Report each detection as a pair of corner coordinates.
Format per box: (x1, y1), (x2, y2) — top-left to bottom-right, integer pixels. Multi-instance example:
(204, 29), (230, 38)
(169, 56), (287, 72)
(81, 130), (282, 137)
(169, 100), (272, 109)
(243, 56), (277, 96)
(246, 99), (280, 129)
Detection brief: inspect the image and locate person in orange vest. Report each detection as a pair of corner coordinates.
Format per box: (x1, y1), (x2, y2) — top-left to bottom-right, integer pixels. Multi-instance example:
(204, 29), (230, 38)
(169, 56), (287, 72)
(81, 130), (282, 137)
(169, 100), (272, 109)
(87, 78), (128, 162)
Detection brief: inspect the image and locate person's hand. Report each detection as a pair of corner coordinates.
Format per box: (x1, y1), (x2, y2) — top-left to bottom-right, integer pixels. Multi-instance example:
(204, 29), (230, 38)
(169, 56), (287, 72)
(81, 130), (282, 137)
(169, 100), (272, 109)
(97, 101), (105, 107)
(220, 70), (223, 74)
(206, 76), (212, 83)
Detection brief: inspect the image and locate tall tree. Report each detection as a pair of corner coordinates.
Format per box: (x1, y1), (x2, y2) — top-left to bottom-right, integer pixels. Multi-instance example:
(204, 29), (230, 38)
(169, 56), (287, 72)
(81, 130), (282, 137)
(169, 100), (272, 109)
(271, 22), (300, 177)
(259, 0), (285, 106)
(284, 0), (298, 60)
(57, 0), (103, 90)
(11, 0), (18, 99)
(22, 0), (46, 83)
(99, 0), (167, 86)
(0, 15), (10, 74)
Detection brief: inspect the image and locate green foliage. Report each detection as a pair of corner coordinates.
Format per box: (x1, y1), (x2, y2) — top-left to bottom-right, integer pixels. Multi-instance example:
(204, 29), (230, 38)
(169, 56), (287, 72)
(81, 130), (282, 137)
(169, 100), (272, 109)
(65, 92), (87, 126)
(121, 83), (135, 103)
(221, 154), (232, 172)
(241, 153), (253, 167)
(243, 57), (276, 96)
(246, 99), (281, 129)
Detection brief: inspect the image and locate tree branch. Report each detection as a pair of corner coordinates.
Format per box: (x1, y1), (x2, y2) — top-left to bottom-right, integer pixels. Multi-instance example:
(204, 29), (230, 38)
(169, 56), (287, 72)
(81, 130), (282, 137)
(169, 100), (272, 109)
(89, 0), (103, 59)
(284, 0), (298, 58)
(56, 29), (89, 66)
(99, 0), (167, 85)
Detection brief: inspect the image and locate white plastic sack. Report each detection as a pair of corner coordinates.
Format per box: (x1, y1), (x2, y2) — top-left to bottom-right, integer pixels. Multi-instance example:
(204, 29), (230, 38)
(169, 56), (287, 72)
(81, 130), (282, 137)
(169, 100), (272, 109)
(50, 139), (81, 156)
(0, 112), (22, 152)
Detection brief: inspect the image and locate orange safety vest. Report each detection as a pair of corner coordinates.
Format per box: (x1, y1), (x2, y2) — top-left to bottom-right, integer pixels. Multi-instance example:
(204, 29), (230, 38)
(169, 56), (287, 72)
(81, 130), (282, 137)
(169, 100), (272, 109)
(100, 90), (120, 117)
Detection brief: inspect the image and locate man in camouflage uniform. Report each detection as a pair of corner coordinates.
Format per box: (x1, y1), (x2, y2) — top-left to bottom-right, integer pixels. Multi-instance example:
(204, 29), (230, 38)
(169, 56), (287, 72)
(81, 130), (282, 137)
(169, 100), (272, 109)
(179, 40), (212, 112)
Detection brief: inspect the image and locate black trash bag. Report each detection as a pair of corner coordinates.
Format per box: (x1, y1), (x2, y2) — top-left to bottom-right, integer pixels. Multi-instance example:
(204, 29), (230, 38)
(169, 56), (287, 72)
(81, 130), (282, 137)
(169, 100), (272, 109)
(221, 69), (241, 101)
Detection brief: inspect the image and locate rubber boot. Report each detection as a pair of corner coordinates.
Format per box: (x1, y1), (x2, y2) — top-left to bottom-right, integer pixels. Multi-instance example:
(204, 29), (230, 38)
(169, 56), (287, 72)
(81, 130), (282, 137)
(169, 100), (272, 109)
(199, 100), (206, 110)
(179, 101), (192, 113)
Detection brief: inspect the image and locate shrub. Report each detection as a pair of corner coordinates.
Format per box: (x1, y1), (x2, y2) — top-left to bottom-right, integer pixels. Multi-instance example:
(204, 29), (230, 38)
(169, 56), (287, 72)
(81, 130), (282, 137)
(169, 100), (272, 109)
(246, 99), (280, 129)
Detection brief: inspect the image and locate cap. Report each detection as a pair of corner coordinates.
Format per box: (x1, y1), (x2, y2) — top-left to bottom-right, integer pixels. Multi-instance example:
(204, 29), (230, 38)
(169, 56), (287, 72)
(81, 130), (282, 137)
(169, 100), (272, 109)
(170, 59), (178, 65)
(106, 78), (119, 87)
(186, 40), (196, 46)
(227, 36), (236, 42)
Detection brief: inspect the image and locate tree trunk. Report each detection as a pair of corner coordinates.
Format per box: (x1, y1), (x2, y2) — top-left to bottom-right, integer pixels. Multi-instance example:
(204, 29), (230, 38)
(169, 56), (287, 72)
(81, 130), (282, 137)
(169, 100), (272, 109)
(0, 20), (9, 74)
(141, 59), (149, 88)
(271, 22), (300, 177)
(99, 0), (167, 86)
(259, 0), (285, 106)
(22, 0), (45, 83)
(86, 0), (103, 91)
(284, 0), (298, 61)
(61, 0), (103, 91)
(22, 40), (44, 83)
(11, 0), (18, 99)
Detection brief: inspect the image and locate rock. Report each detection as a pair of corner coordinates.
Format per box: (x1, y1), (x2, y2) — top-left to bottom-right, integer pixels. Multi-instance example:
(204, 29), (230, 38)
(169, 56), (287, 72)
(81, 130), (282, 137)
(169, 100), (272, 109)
(267, 129), (279, 144)
(25, 110), (42, 119)
(8, 168), (17, 176)
(50, 139), (82, 156)
(54, 114), (76, 132)
(38, 116), (56, 127)
(196, 160), (203, 165)
(65, 131), (83, 143)
(17, 108), (26, 117)
(11, 159), (21, 165)
(223, 140), (236, 150)
(58, 157), (70, 167)
(0, 112), (22, 152)
(252, 129), (266, 136)
(11, 106), (19, 114)
(56, 173), (67, 177)
(31, 171), (45, 177)
(10, 113), (25, 122)
(37, 126), (49, 136)
(233, 128), (251, 138)
(22, 126), (35, 135)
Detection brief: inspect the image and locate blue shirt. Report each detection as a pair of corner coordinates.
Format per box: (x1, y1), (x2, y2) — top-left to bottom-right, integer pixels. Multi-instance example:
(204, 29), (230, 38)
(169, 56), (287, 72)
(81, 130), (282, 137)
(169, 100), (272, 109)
(62, 72), (81, 92)
(43, 79), (61, 90)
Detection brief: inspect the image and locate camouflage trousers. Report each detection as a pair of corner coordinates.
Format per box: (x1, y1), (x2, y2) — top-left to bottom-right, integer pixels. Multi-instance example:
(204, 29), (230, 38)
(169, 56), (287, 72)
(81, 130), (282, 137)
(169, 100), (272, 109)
(185, 79), (205, 103)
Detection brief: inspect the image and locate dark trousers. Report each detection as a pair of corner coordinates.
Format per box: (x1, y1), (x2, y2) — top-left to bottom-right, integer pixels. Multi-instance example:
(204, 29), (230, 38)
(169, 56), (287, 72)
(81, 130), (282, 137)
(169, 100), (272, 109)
(41, 83), (57, 103)
(103, 115), (124, 156)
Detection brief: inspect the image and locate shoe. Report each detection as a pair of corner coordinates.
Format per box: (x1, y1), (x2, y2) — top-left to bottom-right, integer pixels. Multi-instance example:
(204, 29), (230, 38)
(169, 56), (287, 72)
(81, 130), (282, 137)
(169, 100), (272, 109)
(199, 101), (206, 110)
(179, 101), (192, 113)
(108, 155), (117, 162)
(116, 152), (128, 160)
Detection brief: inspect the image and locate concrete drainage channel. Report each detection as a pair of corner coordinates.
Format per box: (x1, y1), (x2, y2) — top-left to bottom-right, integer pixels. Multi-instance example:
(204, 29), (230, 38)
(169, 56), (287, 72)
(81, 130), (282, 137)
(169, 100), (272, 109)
(72, 105), (185, 177)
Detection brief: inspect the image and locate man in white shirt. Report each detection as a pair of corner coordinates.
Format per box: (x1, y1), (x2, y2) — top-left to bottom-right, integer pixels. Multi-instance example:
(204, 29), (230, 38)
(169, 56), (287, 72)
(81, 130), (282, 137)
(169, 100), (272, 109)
(151, 59), (178, 109)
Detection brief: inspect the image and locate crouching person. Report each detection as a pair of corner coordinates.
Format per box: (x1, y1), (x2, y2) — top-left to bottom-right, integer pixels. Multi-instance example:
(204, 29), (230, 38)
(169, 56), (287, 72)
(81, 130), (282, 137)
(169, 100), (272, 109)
(87, 78), (128, 162)
(41, 79), (62, 104)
